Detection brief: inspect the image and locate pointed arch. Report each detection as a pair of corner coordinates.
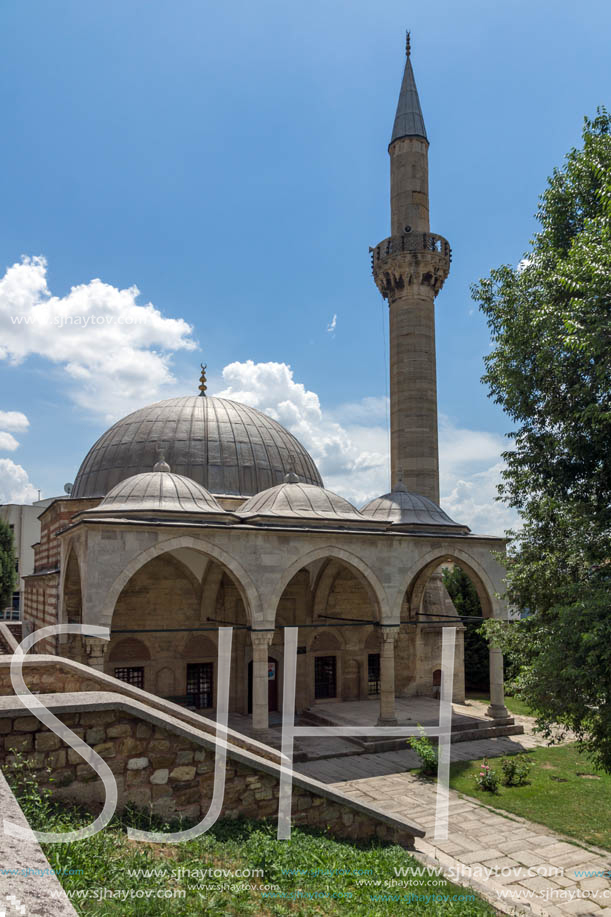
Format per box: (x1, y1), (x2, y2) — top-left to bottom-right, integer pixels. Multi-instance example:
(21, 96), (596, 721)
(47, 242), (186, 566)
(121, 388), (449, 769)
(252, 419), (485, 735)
(98, 536), (261, 628)
(269, 545), (391, 623)
(402, 548), (501, 620)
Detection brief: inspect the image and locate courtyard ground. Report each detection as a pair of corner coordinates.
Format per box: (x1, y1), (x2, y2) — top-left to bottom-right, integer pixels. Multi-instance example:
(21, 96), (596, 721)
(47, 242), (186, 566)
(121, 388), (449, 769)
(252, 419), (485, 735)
(294, 714), (611, 916)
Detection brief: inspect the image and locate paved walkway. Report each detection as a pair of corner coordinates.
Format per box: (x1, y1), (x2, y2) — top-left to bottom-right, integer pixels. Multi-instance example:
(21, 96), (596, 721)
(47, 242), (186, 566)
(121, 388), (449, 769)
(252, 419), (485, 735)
(295, 736), (611, 916)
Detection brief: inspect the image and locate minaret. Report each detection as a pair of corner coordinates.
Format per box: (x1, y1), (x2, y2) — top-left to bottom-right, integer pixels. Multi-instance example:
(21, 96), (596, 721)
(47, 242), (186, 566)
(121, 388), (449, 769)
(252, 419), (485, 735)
(371, 32), (451, 503)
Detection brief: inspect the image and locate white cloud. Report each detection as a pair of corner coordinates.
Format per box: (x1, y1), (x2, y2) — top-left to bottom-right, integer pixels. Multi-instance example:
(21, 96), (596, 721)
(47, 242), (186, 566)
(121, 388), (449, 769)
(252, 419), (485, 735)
(442, 463), (518, 537)
(327, 314), (337, 334)
(214, 359), (518, 535)
(0, 458), (38, 504)
(0, 432), (19, 451)
(0, 256), (197, 422)
(0, 411), (29, 431)
(214, 360), (388, 504)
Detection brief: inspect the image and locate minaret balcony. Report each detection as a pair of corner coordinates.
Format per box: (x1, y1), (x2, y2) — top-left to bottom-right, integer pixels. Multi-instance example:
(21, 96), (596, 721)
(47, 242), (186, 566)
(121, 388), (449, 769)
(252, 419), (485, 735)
(370, 232), (451, 299)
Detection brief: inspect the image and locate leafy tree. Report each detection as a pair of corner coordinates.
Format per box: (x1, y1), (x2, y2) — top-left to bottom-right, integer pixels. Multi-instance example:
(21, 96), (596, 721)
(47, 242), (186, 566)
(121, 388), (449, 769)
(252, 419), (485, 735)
(0, 517), (17, 611)
(442, 565), (489, 690)
(471, 109), (611, 770)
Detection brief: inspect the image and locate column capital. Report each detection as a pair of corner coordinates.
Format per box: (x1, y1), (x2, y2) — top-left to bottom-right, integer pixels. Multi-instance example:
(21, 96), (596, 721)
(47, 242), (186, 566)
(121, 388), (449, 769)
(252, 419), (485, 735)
(379, 624), (400, 645)
(250, 629), (274, 650)
(82, 636), (108, 672)
(83, 636), (107, 655)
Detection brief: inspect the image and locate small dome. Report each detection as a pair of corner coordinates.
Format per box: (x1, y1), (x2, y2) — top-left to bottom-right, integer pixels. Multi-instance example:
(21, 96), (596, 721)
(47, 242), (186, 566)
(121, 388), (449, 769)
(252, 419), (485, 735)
(361, 483), (469, 534)
(240, 480), (380, 528)
(84, 470), (234, 521)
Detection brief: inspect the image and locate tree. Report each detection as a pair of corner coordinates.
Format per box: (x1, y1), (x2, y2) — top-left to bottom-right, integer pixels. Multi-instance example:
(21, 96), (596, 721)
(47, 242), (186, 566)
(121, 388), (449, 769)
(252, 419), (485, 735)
(442, 565), (489, 691)
(0, 518), (17, 611)
(471, 109), (611, 770)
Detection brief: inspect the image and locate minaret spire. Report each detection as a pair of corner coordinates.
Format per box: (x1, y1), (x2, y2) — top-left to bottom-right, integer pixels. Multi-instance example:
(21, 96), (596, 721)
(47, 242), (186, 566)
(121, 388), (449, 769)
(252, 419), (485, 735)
(371, 33), (451, 503)
(391, 31), (427, 145)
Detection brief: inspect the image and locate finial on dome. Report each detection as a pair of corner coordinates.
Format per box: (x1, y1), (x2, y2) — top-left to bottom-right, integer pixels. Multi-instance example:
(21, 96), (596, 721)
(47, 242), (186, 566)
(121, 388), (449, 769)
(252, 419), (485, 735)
(394, 471), (408, 492)
(284, 472), (300, 484)
(153, 448), (171, 473)
(405, 30), (411, 57)
(198, 363), (207, 397)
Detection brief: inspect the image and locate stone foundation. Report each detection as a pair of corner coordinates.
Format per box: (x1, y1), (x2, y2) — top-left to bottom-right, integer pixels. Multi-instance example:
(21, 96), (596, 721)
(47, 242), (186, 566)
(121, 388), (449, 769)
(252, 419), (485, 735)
(0, 691), (423, 848)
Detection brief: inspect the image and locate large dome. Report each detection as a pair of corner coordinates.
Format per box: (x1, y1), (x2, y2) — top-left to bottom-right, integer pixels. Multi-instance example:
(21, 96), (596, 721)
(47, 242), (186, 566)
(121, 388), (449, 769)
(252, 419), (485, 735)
(72, 396), (323, 499)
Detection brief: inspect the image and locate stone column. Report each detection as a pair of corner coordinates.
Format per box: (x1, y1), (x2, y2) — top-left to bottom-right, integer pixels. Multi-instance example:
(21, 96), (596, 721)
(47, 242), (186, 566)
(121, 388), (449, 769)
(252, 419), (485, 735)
(251, 630), (274, 731)
(83, 637), (108, 672)
(486, 645), (508, 719)
(377, 625), (400, 726)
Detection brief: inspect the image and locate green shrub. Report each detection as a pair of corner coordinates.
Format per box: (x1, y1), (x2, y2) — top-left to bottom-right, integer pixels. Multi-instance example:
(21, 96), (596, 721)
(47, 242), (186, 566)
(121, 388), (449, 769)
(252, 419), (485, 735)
(474, 759), (499, 793)
(501, 754), (533, 786)
(408, 726), (438, 775)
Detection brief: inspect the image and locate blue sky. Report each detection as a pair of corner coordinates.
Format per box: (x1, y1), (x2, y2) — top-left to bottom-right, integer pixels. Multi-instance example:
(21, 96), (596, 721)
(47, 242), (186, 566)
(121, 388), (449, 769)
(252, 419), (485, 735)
(0, 0), (609, 532)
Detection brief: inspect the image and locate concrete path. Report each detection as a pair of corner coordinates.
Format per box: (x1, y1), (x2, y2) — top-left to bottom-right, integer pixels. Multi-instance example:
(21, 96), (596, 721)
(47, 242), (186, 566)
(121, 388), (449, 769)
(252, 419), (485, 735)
(295, 740), (611, 916)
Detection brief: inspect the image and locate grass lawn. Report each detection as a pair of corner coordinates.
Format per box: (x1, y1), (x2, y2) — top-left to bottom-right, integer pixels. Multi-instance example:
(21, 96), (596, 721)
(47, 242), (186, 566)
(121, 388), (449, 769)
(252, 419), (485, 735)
(5, 760), (494, 917)
(465, 692), (535, 718)
(449, 743), (611, 851)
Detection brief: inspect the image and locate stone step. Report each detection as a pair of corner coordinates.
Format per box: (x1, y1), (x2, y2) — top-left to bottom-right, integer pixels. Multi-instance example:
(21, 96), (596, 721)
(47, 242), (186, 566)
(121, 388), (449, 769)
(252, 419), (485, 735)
(359, 724), (524, 754)
(297, 708), (524, 758)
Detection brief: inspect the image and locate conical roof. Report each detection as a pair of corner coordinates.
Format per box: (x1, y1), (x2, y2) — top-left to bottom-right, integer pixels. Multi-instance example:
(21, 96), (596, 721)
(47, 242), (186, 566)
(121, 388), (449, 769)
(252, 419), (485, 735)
(391, 34), (427, 143)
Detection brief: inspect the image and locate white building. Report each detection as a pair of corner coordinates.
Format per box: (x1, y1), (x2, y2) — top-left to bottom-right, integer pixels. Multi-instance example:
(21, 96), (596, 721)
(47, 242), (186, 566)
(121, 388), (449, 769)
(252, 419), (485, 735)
(0, 498), (57, 619)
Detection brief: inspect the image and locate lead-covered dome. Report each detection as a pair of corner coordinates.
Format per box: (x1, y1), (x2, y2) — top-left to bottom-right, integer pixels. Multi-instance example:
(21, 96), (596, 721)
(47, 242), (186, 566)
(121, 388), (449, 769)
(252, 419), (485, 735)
(239, 475), (383, 529)
(361, 482), (470, 534)
(82, 467), (235, 522)
(71, 396), (323, 499)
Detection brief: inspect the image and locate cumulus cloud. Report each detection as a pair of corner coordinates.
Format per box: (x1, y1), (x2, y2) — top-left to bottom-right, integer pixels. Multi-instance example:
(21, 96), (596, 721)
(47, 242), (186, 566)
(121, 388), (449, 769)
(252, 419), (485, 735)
(214, 360), (388, 502)
(0, 256), (197, 422)
(0, 411), (29, 431)
(0, 432), (19, 451)
(214, 359), (518, 535)
(0, 458), (38, 504)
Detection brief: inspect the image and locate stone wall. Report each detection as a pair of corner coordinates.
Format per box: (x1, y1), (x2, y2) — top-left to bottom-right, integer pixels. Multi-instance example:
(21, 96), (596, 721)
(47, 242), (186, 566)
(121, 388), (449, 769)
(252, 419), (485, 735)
(0, 692), (424, 848)
(0, 655), (279, 763)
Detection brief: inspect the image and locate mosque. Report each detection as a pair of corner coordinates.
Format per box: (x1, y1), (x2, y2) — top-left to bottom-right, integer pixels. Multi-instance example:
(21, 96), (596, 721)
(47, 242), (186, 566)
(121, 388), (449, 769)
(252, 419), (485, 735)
(22, 36), (509, 732)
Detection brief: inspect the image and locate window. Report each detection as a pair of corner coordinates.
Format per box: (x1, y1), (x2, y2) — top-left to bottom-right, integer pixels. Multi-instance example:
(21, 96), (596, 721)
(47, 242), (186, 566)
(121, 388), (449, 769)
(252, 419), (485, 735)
(314, 655), (337, 699)
(186, 662), (214, 708)
(114, 667), (144, 689)
(367, 653), (381, 695)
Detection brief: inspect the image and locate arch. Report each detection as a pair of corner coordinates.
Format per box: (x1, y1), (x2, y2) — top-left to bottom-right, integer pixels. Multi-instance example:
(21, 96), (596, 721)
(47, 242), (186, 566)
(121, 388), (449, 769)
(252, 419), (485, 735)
(312, 560), (342, 619)
(182, 634), (217, 658)
(62, 546), (83, 624)
(269, 546), (391, 624)
(309, 629), (343, 653)
(401, 548), (501, 620)
(99, 536), (262, 628)
(108, 637), (151, 663)
(156, 667), (176, 696)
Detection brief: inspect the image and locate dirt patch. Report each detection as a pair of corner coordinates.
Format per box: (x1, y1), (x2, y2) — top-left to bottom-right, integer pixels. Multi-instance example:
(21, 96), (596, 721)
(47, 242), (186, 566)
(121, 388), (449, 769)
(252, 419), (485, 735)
(541, 763), (557, 770)
(577, 773), (601, 780)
